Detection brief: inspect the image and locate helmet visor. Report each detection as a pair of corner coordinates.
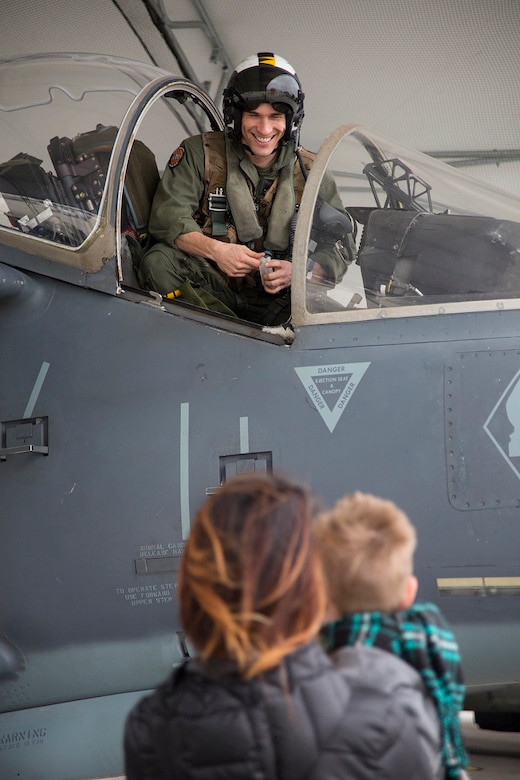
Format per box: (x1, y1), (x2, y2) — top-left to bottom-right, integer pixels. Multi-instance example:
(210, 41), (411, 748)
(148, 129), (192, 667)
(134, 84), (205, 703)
(234, 69), (301, 109)
(242, 97), (292, 114)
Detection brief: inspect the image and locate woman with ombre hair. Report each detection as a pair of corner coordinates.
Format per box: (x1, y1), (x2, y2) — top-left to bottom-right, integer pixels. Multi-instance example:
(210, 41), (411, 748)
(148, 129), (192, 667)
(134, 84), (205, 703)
(178, 470), (325, 678)
(124, 472), (442, 780)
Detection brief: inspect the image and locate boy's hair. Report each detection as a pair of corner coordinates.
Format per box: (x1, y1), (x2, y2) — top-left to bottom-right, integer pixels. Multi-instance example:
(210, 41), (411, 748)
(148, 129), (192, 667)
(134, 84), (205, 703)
(313, 492), (417, 614)
(179, 472), (326, 678)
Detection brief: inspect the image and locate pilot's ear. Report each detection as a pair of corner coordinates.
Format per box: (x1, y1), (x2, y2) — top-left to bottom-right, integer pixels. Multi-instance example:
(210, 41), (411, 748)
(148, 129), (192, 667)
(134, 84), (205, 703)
(400, 574), (418, 610)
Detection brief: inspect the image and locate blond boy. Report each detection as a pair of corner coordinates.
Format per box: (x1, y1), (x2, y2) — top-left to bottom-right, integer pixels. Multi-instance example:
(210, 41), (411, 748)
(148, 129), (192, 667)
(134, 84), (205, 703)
(314, 491), (469, 780)
(314, 491), (418, 618)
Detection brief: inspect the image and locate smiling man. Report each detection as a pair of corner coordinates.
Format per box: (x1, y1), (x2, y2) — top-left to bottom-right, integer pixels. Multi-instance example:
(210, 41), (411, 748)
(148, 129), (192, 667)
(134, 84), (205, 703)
(241, 103), (287, 162)
(137, 52), (352, 325)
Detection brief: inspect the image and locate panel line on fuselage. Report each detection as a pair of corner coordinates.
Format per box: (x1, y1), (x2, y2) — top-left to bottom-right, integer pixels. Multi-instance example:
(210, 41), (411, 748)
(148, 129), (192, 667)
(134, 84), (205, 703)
(24, 361), (50, 418)
(240, 417), (249, 453)
(180, 402), (190, 540)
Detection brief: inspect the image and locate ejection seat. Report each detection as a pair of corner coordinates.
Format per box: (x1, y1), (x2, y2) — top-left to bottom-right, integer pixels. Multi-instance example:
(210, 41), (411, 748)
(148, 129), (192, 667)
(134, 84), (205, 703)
(0, 124), (160, 285)
(357, 208), (520, 301)
(47, 124), (160, 284)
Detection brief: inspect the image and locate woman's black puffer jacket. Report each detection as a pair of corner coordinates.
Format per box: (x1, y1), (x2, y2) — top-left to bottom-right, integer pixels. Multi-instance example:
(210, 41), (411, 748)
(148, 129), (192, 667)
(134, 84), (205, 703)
(124, 641), (442, 780)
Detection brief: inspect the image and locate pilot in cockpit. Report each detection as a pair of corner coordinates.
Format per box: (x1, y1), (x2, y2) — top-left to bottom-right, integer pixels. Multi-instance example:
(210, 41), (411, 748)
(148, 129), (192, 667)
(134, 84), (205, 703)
(136, 52), (354, 326)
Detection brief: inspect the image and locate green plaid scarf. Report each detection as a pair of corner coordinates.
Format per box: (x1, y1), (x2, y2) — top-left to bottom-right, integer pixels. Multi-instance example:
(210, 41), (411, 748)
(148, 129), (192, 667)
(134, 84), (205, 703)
(321, 602), (468, 779)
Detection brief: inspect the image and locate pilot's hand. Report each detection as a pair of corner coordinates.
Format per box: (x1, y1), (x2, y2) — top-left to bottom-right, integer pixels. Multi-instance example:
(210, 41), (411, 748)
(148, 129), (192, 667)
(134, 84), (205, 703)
(261, 258), (292, 294)
(214, 243), (264, 277)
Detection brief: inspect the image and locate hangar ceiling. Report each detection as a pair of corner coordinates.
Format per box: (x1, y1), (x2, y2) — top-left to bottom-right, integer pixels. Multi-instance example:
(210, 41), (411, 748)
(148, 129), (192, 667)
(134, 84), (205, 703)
(1, 0), (520, 196)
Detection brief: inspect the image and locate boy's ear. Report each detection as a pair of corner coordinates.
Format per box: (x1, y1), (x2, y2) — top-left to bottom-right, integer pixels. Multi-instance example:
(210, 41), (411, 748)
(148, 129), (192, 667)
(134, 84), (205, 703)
(323, 600), (340, 622)
(400, 575), (418, 610)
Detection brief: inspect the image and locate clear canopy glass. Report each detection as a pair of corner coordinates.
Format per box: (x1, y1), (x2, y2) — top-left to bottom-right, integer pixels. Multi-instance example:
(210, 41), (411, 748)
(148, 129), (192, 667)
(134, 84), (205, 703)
(295, 125), (520, 323)
(0, 53), (217, 251)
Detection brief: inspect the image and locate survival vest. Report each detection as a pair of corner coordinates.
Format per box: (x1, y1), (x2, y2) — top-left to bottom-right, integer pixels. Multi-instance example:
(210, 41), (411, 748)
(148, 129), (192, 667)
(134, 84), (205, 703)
(198, 131), (315, 253)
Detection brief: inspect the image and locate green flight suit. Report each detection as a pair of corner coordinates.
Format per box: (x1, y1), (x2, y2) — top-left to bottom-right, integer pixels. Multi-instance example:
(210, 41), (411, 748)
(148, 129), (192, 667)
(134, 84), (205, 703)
(138, 132), (351, 325)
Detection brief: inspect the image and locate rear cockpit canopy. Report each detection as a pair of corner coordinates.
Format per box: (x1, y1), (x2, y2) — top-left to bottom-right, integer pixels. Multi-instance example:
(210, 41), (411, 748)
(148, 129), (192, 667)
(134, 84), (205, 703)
(0, 53), (166, 247)
(0, 53), (222, 278)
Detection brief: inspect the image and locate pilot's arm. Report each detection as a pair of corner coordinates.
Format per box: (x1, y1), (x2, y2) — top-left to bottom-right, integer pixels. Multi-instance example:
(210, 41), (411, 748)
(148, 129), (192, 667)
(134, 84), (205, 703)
(148, 135), (263, 279)
(147, 135), (206, 246)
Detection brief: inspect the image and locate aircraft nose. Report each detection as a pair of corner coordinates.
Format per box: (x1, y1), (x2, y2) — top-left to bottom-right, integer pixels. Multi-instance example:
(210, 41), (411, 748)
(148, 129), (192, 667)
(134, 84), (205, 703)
(0, 261), (27, 301)
(0, 637), (24, 681)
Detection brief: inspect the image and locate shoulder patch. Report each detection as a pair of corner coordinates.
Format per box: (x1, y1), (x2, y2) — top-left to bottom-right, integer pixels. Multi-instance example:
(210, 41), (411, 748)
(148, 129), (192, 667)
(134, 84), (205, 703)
(168, 146), (185, 168)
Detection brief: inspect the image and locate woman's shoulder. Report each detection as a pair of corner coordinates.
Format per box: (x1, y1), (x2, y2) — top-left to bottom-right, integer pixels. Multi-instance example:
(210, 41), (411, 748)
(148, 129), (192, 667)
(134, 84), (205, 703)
(331, 643), (440, 717)
(332, 642), (427, 687)
(268, 643), (442, 780)
(328, 645), (442, 778)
